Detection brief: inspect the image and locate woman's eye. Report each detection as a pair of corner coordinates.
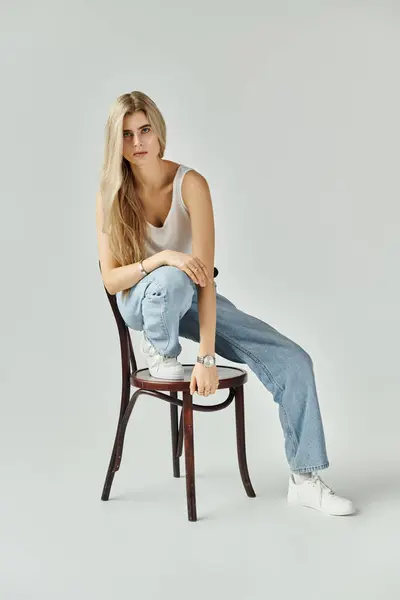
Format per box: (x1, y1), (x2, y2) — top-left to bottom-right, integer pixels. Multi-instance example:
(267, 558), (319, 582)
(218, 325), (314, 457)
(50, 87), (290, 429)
(123, 128), (150, 138)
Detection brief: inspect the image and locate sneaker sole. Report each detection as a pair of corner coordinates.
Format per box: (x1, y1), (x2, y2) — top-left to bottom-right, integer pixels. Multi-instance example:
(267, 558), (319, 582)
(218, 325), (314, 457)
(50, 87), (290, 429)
(287, 496), (356, 516)
(148, 370), (185, 380)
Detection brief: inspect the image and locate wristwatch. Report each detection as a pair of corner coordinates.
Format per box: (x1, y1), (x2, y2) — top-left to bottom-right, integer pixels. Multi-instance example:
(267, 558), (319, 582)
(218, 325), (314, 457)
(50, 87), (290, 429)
(197, 354), (216, 368)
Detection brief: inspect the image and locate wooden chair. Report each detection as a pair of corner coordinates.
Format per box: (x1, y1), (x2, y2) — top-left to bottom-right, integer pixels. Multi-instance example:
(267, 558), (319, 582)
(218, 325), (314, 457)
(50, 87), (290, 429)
(99, 262), (256, 521)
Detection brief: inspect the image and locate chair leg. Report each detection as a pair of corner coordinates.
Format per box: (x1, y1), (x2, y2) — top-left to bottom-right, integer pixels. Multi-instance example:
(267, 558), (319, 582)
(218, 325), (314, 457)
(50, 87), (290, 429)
(182, 391), (197, 522)
(170, 392), (180, 478)
(101, 328), (131, 501)
(177, 409), (184, 458)
(101, 394), (132, 501)
(113, 393), (140, 472)
(101, 436), (119, 501)
(234, 385), (256, 498)
(101, 394), (140, 501)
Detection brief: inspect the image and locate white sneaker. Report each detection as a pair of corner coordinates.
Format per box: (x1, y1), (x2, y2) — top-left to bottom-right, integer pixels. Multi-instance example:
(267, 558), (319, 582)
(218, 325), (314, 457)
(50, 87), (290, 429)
(140, 332), (185, 380)
(287, 473), (356, 516)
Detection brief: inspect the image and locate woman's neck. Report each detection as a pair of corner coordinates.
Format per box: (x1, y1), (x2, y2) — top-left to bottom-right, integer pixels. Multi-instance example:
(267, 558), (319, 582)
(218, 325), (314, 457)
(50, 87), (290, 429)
(131, 158), (170, 194)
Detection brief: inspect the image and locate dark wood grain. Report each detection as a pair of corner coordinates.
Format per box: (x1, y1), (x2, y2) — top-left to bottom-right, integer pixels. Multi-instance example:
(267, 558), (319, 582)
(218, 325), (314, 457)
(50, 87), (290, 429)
(170, 392), (180, 478)
(235, 385), (256, 498)
(183, 391), (197, 521)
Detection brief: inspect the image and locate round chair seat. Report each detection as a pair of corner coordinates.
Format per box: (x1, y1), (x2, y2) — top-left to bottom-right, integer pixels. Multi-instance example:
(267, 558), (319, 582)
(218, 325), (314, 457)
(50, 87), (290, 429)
(132, 365), (248, 391)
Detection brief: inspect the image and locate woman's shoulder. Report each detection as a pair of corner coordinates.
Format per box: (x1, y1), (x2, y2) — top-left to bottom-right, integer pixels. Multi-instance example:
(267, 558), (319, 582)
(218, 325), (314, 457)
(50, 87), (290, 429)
(180, 166), (211, 214)
(166, 159), (209, 189)
(165, 159), (198, 174)
(181, 166), (208, 187)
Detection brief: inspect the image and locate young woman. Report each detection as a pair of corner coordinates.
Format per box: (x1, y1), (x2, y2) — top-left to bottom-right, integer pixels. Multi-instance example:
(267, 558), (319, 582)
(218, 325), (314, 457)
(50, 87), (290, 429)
(96, 90), (356, 517)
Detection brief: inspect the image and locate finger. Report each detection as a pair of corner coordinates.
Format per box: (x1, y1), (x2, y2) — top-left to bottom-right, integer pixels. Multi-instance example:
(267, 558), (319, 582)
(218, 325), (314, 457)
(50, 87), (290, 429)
(184, 266), (200, 286)
(190, 262), (207, 287)
(189, 265), (206, 286)
(194, 256), (210, 275)
(193, 259), (212, 283)
(190, 258), (208, 281)
(190, 378), (196, 395)
(184, 265), (200, 285)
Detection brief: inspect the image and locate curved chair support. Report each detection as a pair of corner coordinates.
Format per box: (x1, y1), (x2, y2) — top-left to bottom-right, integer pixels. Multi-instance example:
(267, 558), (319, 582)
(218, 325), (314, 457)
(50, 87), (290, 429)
(112, 387), (236, 473)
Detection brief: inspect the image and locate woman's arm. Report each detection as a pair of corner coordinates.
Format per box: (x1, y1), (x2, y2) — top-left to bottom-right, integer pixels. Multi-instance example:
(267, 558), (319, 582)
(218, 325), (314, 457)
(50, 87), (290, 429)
(181, 171), (216, 355)
(96, 191), (167, 294)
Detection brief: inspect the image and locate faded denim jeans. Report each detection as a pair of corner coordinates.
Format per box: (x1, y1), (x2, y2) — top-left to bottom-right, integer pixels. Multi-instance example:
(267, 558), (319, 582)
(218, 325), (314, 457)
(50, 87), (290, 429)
(116, 266), (329, 474)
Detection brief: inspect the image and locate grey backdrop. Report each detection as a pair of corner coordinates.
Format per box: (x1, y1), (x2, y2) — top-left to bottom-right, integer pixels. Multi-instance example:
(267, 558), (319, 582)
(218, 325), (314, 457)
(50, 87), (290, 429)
(1, 1), (399, 599)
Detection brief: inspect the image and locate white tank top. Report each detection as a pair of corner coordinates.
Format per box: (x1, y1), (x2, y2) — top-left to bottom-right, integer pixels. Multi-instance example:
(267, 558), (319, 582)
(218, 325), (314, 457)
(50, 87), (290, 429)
(144, 164), (193, 258)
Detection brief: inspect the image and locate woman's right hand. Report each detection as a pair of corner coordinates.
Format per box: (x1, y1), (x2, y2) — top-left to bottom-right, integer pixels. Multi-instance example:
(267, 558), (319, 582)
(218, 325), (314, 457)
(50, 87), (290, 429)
(162, 250), (212, 287)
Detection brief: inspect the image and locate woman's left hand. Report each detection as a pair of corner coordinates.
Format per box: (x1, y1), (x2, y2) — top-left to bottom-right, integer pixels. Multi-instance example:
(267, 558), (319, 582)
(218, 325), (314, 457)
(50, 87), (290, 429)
(190, 363), (219, 396)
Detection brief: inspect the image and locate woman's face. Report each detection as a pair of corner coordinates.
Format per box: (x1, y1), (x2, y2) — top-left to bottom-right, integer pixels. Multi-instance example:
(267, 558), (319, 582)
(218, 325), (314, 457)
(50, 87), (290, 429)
(122, 110), (160, 164)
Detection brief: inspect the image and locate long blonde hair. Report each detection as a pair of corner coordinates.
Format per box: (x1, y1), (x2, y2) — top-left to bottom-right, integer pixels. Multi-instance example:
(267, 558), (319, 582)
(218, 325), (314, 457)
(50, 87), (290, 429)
(99, 91), (167, 300)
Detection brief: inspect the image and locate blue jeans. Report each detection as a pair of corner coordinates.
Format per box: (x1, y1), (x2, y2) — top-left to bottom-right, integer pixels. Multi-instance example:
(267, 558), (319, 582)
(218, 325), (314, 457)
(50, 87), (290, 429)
(116, 266), (329, 473)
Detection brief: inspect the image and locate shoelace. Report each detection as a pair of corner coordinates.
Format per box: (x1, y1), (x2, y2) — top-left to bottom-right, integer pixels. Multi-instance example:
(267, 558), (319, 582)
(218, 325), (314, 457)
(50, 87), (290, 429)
(142, 336), (179, 368)
(141, 335), (158, 357)
(147, 345), (158, 358)
(311, 473), (335, 495)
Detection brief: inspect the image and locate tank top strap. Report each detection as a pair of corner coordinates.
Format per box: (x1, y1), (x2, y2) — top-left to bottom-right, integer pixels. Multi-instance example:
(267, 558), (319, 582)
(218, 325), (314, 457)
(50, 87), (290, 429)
(175, 164), (193, 211)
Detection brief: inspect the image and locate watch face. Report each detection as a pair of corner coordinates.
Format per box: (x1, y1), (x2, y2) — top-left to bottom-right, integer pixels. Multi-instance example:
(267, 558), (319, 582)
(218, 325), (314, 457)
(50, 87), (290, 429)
(204, 355), (215, 367)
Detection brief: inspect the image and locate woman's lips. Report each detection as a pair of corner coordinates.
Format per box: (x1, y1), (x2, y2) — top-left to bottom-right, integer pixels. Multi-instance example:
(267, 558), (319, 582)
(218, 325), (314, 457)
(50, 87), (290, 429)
(134, 152), (147, 156)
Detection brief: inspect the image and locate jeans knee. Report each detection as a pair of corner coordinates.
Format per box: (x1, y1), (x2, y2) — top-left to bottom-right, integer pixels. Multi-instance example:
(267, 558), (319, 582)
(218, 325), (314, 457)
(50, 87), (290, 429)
(277, 341), (314, 381)
(291, 346), (314, 378)
(153, 266), (195, 295)
(144, 266), (195, 316)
